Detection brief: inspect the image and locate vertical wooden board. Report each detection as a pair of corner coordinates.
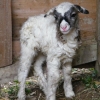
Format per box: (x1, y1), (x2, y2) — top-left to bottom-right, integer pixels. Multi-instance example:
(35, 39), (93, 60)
(96, 0), (100, 60)
(73, 43), (97, 66)
(0, 0), (12, 67)
(95, 0), (100, 76)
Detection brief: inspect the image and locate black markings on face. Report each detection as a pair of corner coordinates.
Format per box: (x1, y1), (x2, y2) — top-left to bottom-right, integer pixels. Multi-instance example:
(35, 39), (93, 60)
(53, 7), (78, 28)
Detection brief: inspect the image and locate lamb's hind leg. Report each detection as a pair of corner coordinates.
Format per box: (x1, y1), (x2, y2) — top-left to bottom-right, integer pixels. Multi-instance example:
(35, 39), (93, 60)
(18, 46), (36, 100)
(63, 63), (75, 99)
(34, 53), (47, 95)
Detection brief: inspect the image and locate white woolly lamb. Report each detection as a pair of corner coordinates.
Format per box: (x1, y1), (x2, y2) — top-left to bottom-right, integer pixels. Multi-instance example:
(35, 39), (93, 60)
(18, 2), (89, 100)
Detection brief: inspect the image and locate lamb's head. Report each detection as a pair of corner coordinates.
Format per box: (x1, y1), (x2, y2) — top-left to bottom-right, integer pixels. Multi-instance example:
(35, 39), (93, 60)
(45, 2), (89, 34)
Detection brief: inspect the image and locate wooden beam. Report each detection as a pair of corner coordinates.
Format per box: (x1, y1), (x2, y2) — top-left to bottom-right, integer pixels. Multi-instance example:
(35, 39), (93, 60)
(73, 61), (95, 68)
(95, 0), (100, 76)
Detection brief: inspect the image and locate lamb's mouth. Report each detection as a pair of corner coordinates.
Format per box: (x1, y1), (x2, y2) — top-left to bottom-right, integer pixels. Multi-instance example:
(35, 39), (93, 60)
(61, 28), (71, 34)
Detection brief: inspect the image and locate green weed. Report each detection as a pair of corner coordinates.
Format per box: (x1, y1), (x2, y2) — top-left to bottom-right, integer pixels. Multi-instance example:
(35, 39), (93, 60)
(81, 68), (98, 89)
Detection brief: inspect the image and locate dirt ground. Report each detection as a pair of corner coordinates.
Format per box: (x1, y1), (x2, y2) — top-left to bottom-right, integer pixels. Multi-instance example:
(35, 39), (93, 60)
(25, 80), (100, 100)
(0, 68), (100, 100)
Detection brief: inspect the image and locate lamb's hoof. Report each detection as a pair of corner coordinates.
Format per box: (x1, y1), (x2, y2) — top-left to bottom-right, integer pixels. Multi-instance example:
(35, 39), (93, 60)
(17, 98), (25, 100)
(65, 91), (75, 99)
(17, 96), (26, 100)
(17, 92), (26, 100)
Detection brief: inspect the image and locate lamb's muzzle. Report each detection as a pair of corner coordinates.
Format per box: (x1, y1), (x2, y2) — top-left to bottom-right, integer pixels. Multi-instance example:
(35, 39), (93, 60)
(18, 2), (89, 100)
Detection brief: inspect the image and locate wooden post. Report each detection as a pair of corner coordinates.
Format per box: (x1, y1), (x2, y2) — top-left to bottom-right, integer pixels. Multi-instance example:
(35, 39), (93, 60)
(95, 0), (100, 76)
(0, 0), (12, 67)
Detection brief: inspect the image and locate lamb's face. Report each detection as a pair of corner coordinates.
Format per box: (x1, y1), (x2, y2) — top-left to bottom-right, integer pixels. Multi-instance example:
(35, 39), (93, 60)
(54, 6), (78, 34)
(45, 2), (89, 35)
(53, 2), (89, 34)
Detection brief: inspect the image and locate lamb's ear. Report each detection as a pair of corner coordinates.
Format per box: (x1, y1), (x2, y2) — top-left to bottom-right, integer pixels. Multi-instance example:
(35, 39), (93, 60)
(44, 7), (56, 17)
(74, 5), (89, 14)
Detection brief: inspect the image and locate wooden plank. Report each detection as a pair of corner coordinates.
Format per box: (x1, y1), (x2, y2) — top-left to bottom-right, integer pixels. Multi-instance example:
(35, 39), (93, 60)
(0, 0), (12, 67)
(95, 0), (100, 76)
(73, 42), (97, 66)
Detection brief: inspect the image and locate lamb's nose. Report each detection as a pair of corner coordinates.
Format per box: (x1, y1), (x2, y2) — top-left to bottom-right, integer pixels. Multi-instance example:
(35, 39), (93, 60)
(61, 26), (67, 30)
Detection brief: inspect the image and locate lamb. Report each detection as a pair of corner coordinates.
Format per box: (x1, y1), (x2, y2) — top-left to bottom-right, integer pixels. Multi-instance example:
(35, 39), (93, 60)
(18, 2), (89, 100)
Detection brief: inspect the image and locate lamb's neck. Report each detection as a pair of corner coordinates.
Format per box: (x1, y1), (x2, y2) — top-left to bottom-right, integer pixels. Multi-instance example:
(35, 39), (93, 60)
(58, 28), (79, 44)
(64, 29), (79, 50)
(66, 29), (78, 40)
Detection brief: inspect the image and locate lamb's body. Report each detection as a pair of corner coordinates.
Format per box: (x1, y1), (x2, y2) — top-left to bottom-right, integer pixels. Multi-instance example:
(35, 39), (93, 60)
(21, 15), (58, 54)
(21, 14), (78, 60)
(18, 2), (89, 100)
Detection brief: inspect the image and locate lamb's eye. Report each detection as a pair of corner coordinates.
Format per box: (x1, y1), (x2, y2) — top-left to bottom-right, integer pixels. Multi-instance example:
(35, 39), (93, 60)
(54, 15), (58, 20)
(71, 13), (77, 17)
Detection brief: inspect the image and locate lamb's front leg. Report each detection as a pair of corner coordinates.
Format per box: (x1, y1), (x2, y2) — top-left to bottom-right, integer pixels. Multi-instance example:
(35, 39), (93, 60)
(46, 58), (60, 100)
(63, 63), (75, 99)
